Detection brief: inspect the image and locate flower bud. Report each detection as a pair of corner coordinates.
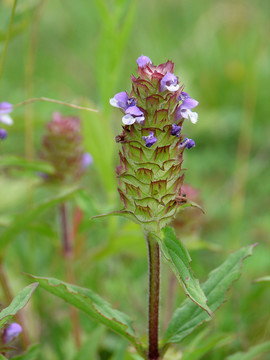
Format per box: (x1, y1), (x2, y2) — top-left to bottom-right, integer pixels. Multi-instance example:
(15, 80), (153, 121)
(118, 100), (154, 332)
(3, 323), (22, 344)
(41, 112), (92, 182)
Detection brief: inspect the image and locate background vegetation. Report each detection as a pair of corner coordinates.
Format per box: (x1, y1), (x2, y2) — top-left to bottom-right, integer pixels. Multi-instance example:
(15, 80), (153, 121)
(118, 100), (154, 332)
(0, 0), (269, 358)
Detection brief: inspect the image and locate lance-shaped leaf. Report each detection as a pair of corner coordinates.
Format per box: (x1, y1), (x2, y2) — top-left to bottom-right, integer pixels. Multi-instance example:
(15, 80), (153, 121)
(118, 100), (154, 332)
(162, 244), (256, 345)
(27, 275), (145, 358)
(159, 227), (211, 315)
(226, 341), (270, 360)
(0, 283), (38, 329)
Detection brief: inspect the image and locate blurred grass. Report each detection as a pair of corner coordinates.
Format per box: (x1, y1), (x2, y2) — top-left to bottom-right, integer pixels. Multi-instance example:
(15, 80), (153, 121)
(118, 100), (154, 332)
(0, 0), (270, 359)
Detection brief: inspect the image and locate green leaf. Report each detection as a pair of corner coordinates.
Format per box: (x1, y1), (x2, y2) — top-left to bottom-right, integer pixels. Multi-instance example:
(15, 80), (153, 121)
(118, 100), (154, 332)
(163, 244), (255, 345)
(0, 283), (38, 329)
(11, 344), (41, 360)
(27, 275), (146, 358)
(159, 227), (211, 315)
(0, 187), (80, 258)
(0, 155), (54, 174)
(0, 355), (8, 360)
(226, 341), (270, 360)
(81, 102), (116, 198)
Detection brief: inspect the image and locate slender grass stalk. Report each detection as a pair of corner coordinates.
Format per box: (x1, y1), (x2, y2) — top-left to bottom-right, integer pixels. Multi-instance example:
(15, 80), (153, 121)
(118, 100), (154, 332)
(0, 262), (30, 348)
(0, 0), (18, 83)
(146, 233), (160, 360)
(59, 203), (81, 349)
(11, 97), (98, 112)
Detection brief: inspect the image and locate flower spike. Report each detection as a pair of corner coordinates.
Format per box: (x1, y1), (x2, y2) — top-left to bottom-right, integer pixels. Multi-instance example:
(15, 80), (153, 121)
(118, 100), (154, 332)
(109, 57), (199, 231)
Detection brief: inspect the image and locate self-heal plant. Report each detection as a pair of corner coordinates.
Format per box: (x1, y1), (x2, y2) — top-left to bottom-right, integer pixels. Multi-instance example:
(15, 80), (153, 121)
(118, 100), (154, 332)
(29, 56), (254, 360)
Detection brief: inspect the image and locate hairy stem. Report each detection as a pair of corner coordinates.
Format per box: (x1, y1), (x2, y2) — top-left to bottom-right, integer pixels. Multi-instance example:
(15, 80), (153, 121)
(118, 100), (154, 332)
(59, 203), (81, 349)
(0, 262), (30, 348)
(146, 233), (160, 360)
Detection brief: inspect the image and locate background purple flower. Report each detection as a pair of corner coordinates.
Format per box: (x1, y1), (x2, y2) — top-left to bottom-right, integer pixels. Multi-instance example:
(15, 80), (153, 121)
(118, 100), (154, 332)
(0, 128), (7, 140)
(81, 152), (93, 170)
(0, 102), (13, 125)
(3, 323), (22, 343)
(160, 72), (179, 92)
(137, 55), (152, 68)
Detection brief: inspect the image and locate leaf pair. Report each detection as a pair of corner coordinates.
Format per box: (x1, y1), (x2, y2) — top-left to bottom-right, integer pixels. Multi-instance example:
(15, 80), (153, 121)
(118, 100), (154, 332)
(27, 233), (255, 357)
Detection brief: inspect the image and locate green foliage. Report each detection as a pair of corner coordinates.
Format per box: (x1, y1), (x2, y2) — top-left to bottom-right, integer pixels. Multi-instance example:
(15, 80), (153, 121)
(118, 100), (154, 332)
(11, 344), (41, 360)
(226, 341), (270, 360)
(163, 244), (255, 345)
(0, 283), (37, 329)
(159, 226), (211, 314)
(0, 187), (80, 258)
(27, 275), (145, 357)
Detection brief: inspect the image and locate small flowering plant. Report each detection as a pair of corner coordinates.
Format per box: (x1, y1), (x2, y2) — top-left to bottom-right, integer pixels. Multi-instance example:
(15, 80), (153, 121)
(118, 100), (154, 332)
(29, 56), (254, 360)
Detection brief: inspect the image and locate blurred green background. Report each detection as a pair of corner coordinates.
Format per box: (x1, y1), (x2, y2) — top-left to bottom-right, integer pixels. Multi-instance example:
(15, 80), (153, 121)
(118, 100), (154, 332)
(0, 0), (270, 359)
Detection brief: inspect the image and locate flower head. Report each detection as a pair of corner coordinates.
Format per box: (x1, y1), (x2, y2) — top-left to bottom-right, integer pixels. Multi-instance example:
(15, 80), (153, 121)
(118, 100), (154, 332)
(109, 57), (199, 231)
(160, 72), (179, 92)
(109, 92), (136, 110)
(3, 323), (22, 344)
(171, 123), (181, 137)
(122, 106), (145, 125)
(180, 137), (195, 149)
(137, 55), (152, 68)
(142, 131), (157, 148)
(0, 129), (7, 140)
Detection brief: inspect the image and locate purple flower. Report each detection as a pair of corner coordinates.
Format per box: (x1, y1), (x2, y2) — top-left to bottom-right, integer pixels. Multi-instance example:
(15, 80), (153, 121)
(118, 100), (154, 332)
(122, 106), (145, 125)
(179, 137), (195, 149)
(171, 123), (181, 137)
(0, 102), (13, 125)
(109, 92), (136, 111)
(142, 132), (157, 148)
(160, 72), (179, 92)
(3, 323), (22, 343)
(137, 55), (152, 68)
(176, 92), (198, 124)
(81, 152), (93, 170)
(0, 128), (7, 140)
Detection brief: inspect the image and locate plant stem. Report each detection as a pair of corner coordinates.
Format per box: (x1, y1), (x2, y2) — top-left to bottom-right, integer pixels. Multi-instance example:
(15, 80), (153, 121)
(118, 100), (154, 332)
(146, 233), (160, 360)
(0, 0), (18, 83)
(59, 203), (81, 349)
(0, 262), (30, 348)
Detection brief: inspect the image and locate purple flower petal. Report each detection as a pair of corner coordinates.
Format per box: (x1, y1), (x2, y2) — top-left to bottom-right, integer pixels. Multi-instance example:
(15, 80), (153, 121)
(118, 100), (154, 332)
(142, 131), (157, 148)
(180, 137), (195, 149)
(109, 92), (136, 111)
(0, 128), (7, 140)
(125, 106), (143, 117)
(3, 323), (22, 343)
(0, 102), (13, 114)
(109, 92), (129, 110)
(160, 72), (179, 92)
(81, 152), (93, 169)
(137, 55), (152, 68)
(171, 123), (181, 137)
(122, 114), (136, 125)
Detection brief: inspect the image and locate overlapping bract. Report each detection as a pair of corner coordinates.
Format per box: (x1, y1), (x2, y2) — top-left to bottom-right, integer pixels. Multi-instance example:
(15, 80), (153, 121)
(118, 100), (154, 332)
(110, 56), (198, 232)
